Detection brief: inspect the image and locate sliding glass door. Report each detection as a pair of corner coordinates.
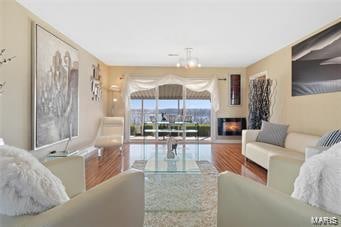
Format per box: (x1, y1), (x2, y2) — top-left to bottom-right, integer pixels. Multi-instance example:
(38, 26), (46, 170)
(129, 84), (211, 142)
(130, 88), (157, 140)
(186, 88), (211, 140)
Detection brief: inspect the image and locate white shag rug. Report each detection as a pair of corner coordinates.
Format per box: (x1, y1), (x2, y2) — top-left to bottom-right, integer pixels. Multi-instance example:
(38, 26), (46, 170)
(131, 160), (218, 227)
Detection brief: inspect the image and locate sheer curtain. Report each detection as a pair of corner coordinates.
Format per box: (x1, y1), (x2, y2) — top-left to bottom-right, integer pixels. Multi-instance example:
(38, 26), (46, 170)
(122, 74), (220, 140)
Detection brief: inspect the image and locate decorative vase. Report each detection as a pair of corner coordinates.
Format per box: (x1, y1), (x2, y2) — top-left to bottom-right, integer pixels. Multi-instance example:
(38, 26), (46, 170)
(166, 137), (177, 159)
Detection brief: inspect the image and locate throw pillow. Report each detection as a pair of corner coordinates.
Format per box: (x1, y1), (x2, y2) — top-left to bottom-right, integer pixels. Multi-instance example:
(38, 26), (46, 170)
(0, 145), (70, 216)
(292, 142), (341, 215)
(317, 129), (341, 147)
(256, 121), (289, 147)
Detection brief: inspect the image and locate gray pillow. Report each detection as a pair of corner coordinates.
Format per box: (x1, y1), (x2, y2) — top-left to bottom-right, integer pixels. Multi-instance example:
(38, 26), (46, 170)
(256, 121), (289, 147)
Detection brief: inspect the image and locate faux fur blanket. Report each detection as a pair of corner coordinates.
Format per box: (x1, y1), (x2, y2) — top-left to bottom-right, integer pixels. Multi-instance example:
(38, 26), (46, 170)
(292, 142), (341, 215)
(0, 145), (69, 216)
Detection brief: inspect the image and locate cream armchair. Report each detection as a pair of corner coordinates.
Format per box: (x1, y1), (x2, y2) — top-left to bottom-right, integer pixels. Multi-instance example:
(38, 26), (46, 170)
(218, 156), (340, 227)
(0, 156), (144, 227)
(95, 117), (124, 155)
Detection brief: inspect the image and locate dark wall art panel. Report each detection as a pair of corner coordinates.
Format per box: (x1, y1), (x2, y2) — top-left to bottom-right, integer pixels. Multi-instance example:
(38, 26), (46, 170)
(292, 21), (341, 96)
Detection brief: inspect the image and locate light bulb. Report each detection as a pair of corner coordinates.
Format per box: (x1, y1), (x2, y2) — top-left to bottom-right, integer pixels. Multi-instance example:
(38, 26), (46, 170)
(113, 98), (118, 102)
(176, 63), (181, 68)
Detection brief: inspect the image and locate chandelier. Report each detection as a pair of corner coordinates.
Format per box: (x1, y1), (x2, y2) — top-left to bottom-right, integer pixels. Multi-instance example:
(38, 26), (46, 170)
(176, 48), (201, 69)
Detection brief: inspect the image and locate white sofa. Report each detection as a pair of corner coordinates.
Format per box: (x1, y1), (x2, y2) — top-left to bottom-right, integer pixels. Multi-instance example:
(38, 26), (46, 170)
(242, 130), (320, 169)
(218, 156), (341, 227)
(0, 156), (144, 227)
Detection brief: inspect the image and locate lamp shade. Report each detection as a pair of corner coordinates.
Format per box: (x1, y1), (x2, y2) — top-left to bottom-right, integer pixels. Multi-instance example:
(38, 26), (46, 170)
(111, 85), (121, 92)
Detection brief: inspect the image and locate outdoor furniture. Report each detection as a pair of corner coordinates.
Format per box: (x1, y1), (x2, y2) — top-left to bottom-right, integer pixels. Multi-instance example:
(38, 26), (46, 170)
(143, 121), (199, 143)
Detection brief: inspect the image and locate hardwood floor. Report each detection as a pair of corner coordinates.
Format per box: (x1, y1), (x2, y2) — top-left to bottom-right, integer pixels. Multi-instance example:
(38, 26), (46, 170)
(85, 143), (267, 190)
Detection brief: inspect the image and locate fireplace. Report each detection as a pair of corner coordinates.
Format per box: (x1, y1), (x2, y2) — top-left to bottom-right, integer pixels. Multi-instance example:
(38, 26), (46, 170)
(217, 118), (246, 136)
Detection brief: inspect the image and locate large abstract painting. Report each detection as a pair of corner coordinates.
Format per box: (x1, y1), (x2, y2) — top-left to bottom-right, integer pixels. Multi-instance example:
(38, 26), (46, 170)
(292, 22), (341, 96)
(33, 24), (79, 149)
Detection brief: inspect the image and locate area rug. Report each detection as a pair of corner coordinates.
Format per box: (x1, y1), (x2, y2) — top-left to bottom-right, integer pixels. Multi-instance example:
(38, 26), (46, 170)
(131, 160), (218, 227)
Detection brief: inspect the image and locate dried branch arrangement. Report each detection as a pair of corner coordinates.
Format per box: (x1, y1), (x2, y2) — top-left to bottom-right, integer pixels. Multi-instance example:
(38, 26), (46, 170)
(0, 49), (15, 94)
(0, 49), (16, 65)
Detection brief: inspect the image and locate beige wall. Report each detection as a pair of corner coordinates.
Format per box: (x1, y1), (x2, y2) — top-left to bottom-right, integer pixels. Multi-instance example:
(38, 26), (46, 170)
(2, 1), (338, 148)
(0, 1), (4, 137)
(0, 1), (110, 157)
(109, 66), (248, 120)
(246, 18), (341, 136)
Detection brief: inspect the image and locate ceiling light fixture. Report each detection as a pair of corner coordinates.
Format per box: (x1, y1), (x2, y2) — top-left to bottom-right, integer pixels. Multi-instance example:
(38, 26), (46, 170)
(176, 48), (201, 69)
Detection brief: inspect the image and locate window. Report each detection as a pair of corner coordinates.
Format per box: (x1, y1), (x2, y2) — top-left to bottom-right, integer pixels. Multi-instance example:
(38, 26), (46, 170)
(129, 85), (211, 141)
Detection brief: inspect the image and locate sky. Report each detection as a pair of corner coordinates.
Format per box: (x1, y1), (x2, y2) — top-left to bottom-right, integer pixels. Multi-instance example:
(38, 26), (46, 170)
(130, 99), (211, 110)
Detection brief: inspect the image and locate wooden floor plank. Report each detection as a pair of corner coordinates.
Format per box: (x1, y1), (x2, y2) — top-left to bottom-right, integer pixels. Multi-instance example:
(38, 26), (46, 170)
(85, 143), (267, 189)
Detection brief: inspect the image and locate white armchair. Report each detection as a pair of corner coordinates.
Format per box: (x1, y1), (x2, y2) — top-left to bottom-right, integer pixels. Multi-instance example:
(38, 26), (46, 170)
(218, 156), (340, 227)
(95, 117), (124, 155)
(0, 156), (144, 227)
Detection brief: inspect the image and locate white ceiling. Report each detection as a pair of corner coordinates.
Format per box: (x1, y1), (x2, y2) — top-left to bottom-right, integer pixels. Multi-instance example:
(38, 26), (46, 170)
(17, 0), (341, 67)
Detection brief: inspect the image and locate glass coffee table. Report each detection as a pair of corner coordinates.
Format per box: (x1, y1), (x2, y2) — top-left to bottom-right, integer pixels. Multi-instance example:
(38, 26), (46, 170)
(145, 157), (201, 173)
(132, 144), (204, 211)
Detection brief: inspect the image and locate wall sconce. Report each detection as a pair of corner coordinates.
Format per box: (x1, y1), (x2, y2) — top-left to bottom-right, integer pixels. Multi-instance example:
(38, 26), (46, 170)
(111, 85), (120, 116)
(111, 84), (120, 102)
(111, 84), (120, 92)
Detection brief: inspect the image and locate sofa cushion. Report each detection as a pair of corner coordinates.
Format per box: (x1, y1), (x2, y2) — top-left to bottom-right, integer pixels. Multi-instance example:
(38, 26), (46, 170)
(285, 132), (320, 153)
(246, 142), (304, 169)
(256, 121), (289, 147)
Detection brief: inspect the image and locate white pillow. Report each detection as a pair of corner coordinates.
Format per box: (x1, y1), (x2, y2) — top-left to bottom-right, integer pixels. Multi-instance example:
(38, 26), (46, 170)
(292, 142), (341, 215)
(0, 145), (70, 216)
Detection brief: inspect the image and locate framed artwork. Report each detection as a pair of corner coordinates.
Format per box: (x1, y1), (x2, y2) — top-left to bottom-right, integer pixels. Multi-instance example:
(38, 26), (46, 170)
(229, 74), (241, 105)
(32, 23), (79, 149)
(292, 21), (341, 96)
(90, 64), (102, 101)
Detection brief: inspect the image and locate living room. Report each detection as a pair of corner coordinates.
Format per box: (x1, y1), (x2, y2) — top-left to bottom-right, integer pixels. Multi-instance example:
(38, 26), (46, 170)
(0, 0), (340, 226)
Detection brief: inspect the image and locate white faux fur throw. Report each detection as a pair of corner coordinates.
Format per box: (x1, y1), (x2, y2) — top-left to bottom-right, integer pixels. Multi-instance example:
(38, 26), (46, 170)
(0, 145), (69, 216)
(292, 142), (341, 215)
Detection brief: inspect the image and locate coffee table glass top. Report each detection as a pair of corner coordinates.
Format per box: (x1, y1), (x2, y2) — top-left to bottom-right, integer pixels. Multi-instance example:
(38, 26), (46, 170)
(145, 158), (200, 173)
(139, 144), (201, 173)
(130, 144), (206, 211)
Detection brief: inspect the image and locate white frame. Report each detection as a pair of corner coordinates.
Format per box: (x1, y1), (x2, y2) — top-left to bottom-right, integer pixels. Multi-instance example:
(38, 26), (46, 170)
(32, 23), (80, 150)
